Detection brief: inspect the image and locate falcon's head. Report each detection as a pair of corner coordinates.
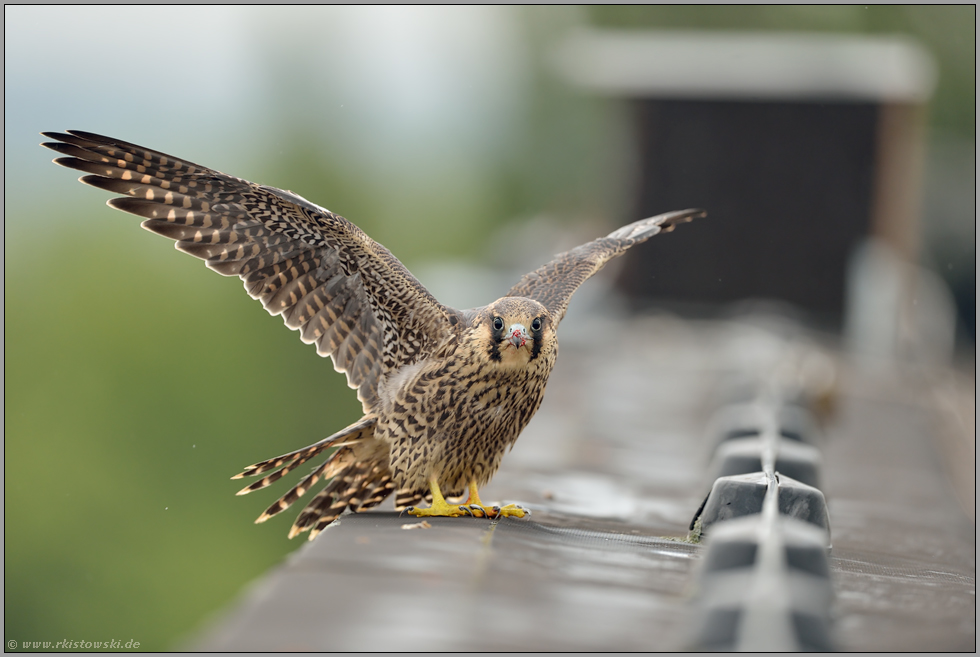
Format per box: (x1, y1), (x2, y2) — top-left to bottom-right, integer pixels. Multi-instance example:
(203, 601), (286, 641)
(479, 297), (556, 369)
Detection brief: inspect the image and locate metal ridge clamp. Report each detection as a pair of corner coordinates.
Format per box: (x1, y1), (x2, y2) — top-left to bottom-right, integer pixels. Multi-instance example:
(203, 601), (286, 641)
(687, 389), (835, 651)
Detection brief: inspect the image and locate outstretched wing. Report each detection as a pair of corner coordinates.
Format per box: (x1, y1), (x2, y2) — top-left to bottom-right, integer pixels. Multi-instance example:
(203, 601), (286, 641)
(41, 130), (456, 412)
(506, 209), (704, 324)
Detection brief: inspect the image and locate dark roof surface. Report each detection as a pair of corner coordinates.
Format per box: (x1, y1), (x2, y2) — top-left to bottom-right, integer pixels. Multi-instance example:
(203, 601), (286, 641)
(193, 312), (975, 651)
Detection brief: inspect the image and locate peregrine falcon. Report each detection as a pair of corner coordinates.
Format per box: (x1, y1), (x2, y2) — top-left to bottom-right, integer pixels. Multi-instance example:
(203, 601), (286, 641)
(42, 130), (703, 540)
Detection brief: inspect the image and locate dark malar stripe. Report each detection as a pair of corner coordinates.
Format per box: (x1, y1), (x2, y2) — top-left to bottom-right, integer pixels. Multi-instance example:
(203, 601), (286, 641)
(530, 334), (542, 361)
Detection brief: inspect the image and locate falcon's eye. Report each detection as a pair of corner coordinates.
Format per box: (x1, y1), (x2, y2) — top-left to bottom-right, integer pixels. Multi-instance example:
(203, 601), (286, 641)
(492, 317), (504, 331)
(531, 318), (542, 332)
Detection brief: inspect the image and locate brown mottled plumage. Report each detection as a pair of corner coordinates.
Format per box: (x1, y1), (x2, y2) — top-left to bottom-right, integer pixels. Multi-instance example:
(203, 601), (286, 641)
(42, 130), (703, 539)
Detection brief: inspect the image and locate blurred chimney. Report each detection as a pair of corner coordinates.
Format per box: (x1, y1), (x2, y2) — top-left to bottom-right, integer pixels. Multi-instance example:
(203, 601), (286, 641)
(554, 30), (937, 327)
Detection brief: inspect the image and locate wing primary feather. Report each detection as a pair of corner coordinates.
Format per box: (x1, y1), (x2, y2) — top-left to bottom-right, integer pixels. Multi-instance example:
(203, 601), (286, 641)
(43, 130), (462, 414)
(506, 208), (705, 325)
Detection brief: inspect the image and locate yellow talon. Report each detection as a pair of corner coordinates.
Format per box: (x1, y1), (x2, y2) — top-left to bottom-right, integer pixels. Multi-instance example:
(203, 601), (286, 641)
(407, 502), (468, 518)
(408, 478), (529, 519)
(496, 503), (530, 518)
(407, 477), (468, 518)
(461, 502), (529, 519)
(464, 480), (530, 518)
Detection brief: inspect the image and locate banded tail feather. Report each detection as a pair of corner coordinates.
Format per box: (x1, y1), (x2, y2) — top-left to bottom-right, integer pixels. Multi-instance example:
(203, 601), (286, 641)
(394, 487), (434, 510)
(234, 416), (395, 540)
(232, 416), (375, 482)
(254, 446), (355, 525)
(293, 458), (394, 540)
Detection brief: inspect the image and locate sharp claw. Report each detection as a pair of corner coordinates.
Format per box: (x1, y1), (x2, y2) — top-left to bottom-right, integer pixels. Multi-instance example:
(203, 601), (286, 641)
(459, 505), (473, 517)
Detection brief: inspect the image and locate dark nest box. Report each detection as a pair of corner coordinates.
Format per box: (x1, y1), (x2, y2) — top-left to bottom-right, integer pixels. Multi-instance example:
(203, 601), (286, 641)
(556, 30), (937, 326)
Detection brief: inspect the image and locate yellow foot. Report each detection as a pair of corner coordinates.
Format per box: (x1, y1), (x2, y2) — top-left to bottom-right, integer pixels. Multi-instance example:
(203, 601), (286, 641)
(407, 501), (529, 519)
(461, 480), (530, 519)
(405, 477), (531, 518)
(406, 497), (470, 518)
(457, 502), (529, 519)
(408, 478), (531, 519)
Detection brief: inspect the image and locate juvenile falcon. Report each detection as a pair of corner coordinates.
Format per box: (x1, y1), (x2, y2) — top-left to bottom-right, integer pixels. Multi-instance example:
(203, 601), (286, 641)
(42, 130), (703, 540)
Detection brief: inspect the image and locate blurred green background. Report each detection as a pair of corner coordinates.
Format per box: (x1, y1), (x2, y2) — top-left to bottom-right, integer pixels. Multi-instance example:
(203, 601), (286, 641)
(4, 6), (974, 650)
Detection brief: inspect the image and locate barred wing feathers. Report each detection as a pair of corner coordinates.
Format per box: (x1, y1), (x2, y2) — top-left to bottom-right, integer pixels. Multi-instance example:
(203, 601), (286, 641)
(41, 130), (455, 412)
(506, 209), (704, 325)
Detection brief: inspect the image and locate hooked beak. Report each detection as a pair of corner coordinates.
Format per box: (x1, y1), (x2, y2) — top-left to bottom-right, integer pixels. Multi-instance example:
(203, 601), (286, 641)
(508, 323), (528, 348)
